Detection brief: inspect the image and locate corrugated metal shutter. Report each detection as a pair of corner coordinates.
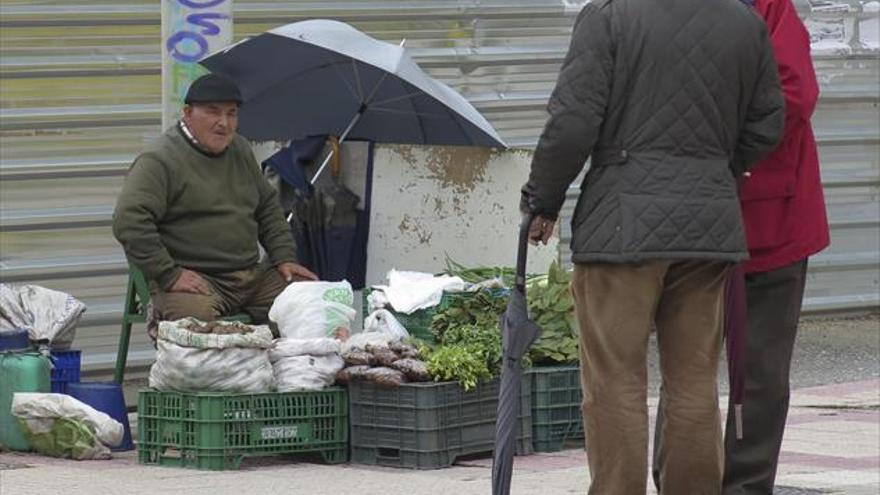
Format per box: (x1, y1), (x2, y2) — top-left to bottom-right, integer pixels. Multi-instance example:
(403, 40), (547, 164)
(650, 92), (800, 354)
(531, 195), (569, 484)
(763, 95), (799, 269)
(0, 0), (876, 376)
(0, 0), (577, 374)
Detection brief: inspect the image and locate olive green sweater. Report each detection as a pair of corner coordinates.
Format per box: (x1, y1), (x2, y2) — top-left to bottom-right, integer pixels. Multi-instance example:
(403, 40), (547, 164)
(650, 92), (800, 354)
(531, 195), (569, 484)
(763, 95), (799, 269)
(112, 124), (296, 289)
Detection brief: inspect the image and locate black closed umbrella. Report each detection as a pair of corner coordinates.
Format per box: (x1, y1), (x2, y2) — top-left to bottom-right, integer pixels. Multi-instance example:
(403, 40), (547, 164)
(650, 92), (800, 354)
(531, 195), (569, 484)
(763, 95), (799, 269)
(492, 214), (542, 495)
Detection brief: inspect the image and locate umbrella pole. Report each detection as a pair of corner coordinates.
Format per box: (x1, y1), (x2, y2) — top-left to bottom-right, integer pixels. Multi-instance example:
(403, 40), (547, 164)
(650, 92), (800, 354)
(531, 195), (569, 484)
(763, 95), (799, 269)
(310, 109), (364, 185)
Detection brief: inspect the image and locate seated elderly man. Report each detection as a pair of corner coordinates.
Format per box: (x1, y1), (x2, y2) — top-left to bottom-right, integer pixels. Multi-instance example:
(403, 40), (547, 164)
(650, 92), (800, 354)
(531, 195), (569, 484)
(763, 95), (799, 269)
(113, 74), (316, 334)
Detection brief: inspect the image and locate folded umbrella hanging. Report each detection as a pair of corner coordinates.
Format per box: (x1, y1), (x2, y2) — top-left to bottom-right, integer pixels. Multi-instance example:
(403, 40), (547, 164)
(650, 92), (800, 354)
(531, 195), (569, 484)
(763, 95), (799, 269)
(201, 19), (506, 182)
(725, 264), (748, 439)
(492, 214), (542, 495)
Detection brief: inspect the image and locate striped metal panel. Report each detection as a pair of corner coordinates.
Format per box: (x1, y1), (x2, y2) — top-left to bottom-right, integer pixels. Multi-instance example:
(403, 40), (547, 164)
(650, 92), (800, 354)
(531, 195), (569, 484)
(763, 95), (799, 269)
(0, 0), (877, 376)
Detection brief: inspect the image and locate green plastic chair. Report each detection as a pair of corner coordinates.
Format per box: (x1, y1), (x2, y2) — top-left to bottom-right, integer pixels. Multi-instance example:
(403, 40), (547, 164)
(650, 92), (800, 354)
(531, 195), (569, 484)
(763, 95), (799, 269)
(113, 265), (251, 384)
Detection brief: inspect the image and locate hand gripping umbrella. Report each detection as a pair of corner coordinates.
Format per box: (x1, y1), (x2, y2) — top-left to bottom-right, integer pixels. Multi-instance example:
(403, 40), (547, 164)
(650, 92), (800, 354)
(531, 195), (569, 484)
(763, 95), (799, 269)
(491, 214), (542, 495)
(200, 19), (506, 183)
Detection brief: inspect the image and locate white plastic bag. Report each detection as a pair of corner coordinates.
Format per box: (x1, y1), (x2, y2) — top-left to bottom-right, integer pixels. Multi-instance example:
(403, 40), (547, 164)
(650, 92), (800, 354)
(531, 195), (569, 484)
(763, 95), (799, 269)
(269, 338), (340, 361)
(272, 354), (345, 392)
(363, 309), (409, 342)
(0, 283), (86, 349)
(268, 281), (356, 339)
(12, 392), (123, 460)
(372, 270), (465, 314)
(148, 318), (275, 393)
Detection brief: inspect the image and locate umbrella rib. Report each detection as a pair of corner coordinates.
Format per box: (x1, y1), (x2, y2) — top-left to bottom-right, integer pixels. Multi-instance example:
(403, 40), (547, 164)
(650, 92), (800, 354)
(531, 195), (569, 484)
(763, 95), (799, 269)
(369, 106), (443, 119)
(369, 91), (426, 107)
(350, 59), (366, 102)
(334, 62), (363, 103)
(364, 70), (392, 105)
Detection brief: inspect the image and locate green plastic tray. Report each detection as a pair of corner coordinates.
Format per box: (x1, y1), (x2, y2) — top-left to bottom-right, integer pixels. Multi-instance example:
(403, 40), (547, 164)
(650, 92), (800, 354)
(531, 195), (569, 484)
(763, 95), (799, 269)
(137, 387), (348, 470)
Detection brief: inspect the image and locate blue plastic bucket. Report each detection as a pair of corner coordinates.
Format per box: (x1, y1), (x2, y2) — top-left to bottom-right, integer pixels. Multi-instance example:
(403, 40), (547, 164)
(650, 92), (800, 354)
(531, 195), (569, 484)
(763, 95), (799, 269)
(66, 381), (134, 451)
(49, 350), (81, 394)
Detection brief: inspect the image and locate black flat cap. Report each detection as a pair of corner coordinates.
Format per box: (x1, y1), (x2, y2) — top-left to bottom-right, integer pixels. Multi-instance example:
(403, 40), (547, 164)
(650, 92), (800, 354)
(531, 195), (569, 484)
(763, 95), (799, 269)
(184, 73), (243, 105)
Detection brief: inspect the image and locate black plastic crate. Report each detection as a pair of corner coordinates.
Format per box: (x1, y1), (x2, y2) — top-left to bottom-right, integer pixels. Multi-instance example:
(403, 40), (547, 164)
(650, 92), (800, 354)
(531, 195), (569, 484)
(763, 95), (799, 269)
(349, 378), (532, 469)
(528, 365), (585, 452)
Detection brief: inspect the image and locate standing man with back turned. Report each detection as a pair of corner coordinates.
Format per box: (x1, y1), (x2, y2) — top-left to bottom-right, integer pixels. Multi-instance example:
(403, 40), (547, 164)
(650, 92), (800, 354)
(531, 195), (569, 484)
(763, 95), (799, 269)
(520, 0), (784, 493)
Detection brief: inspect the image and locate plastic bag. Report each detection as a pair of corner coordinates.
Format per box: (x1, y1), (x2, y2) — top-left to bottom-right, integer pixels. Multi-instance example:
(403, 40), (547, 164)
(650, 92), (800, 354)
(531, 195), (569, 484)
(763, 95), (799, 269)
(390, 341), (421, 359)
(369, 346), (400, 368)
(148, 319), (275, 393)
(269, 338), (341, 362)
(391, 358), (430, 382)
(0, 284), (86, 349)
(363, 309), (409, 342)
(363, 367), (406, 387)
(342, 350), (375, 367)
(269, 281), (356, 339)
(340, 331), (392, 354)
(336, 365), (371, 384)
(372, 270), (465, 314)
(12, 392), (123, 460)
(272, 354), (345, 392)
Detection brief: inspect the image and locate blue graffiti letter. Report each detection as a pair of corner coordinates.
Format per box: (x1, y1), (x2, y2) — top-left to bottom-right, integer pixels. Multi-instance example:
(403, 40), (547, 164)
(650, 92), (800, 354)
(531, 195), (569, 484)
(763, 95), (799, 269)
(166, 30), (209, 63)
(186, 12), (229, 36)
(178, 0), (226, 8)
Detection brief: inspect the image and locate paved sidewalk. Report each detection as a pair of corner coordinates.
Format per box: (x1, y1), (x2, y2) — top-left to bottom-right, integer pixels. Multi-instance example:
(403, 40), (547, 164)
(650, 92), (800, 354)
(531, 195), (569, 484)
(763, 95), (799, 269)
(1, 380), (877, 495)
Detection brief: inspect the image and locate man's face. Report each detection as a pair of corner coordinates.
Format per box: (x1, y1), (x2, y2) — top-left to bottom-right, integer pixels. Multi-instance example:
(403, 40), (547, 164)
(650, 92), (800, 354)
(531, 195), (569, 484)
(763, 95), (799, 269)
(182, 101), (239, 154)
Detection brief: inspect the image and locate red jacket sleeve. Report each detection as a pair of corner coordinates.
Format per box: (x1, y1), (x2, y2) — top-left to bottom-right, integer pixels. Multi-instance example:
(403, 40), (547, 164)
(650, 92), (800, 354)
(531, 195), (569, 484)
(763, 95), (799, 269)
(757, 0), (819, 135)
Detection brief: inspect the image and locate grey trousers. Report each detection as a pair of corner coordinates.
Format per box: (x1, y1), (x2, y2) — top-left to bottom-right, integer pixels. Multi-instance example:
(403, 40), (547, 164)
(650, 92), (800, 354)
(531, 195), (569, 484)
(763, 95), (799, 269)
(722, 260), (808, 494)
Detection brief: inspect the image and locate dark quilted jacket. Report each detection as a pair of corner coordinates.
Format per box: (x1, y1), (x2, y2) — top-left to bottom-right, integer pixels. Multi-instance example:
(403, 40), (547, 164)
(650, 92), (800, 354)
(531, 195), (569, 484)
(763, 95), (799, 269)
(522, 0), (785, 263)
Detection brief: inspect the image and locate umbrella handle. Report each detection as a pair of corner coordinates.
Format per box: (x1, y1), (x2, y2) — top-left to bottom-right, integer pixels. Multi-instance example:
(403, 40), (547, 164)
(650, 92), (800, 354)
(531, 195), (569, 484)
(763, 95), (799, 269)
(515, 213), (533, 293)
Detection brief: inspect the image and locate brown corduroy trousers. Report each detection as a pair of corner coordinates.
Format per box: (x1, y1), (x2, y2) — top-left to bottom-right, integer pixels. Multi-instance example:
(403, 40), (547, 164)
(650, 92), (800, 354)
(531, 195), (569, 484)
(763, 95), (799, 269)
(571, 260), (730, 495)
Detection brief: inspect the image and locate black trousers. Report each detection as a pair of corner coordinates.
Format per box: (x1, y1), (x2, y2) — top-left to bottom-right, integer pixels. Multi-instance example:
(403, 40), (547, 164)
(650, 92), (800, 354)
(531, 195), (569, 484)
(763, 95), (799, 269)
(652, 259), (808, 494)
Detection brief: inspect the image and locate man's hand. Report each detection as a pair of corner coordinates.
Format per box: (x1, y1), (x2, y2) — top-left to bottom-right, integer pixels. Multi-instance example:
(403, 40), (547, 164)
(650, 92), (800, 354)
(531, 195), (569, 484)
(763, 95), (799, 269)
(170, 268), (212, 295)
(277, 262), (318, 282)
(528, 215), (556, 246)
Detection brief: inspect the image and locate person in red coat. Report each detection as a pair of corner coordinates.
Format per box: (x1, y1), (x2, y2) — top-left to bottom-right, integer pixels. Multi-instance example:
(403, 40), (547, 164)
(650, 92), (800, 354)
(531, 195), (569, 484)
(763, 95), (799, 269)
(724, 0), (830, 492)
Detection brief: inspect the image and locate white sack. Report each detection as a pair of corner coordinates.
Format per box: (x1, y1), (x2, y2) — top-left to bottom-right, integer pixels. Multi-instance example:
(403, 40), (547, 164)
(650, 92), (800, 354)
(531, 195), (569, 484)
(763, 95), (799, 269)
(148, 319), (275, 393)
(0, 283), (86, 349)
(268, 281), (356, 339)
(269, 338), (340, 362)
(272, 354), (345, 392)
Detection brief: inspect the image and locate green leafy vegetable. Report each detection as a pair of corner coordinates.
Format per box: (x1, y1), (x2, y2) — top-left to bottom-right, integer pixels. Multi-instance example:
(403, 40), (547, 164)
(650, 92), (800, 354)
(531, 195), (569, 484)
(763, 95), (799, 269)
(425, 344), (493, 391)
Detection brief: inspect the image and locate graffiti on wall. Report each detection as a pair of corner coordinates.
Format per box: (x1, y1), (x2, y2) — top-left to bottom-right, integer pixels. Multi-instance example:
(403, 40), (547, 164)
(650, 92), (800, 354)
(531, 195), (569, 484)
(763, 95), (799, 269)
(161, 0), (233, 128)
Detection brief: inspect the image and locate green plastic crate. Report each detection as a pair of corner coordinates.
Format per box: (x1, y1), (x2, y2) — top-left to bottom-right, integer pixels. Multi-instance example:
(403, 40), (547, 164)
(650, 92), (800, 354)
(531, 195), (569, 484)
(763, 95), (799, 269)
(137, 387), (348, 470)
(528, 365), (585, 452)
(349, 378), (532, 469)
